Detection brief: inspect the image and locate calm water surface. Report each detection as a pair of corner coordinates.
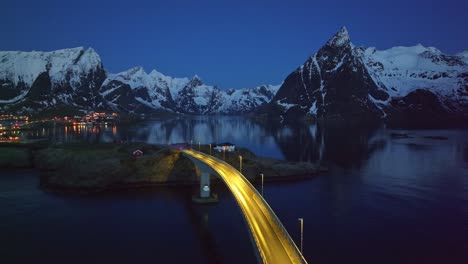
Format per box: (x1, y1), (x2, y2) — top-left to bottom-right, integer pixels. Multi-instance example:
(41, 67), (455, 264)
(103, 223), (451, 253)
(1, 116), (467, 263)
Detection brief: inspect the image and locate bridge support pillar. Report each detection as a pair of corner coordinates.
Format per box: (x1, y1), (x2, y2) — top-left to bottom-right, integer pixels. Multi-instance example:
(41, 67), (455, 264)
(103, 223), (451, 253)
(192, 170), (218, 204)
(200, 171), (210, 198)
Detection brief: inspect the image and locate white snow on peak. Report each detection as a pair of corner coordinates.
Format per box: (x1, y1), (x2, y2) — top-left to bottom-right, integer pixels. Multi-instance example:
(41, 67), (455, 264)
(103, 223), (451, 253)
(326, 26), (350, 47)
(104, 66), (190, 97)
(266, 83), (281, 94)
(361, 44), (467, 100)
(222, 84), (280, 110)
(102, 64), (280, 113)
(457, 50), (468, 63)
(0, 47), (102, 87)
(104, 66), (149, 89)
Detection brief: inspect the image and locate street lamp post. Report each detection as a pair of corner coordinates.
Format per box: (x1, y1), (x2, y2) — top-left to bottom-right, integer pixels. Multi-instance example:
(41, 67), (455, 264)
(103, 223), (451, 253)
(199, 141), (201, 151)
(260, 173), (264, 197)
(209, 144), (212, 155)
(298, 218), (304, 253)
(190, 139), (193, 149)
(239, 155), (242, 173)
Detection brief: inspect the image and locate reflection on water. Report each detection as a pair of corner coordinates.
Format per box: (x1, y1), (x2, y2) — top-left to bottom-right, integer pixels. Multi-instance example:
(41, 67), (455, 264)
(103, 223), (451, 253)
(19, 117), (388, 167)
(4, 117), (468, 263)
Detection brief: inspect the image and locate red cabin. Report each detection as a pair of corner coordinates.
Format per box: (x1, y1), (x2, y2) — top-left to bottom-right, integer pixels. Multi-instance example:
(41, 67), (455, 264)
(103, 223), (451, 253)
(132, 150), (143, 157)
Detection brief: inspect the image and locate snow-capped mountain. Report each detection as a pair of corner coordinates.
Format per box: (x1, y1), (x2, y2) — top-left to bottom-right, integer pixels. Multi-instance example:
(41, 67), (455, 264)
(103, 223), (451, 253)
(99, 66), (178, 113)
(173, 75), (221, 114)
(98, 67), (279, 115)
(0, 48), (279, 115)
(1, 32), (466, 124)
(359, 44), (467, 114)
(218, 84), (280, 114)
(0, 47), (107, 113)
(267, 27), (468, 124)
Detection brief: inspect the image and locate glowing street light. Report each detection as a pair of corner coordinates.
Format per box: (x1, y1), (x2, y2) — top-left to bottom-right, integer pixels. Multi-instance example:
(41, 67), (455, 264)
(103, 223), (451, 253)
(298, 218), (304, 253)
(239, 155), (243, 173)
(260, 173), (264, 197)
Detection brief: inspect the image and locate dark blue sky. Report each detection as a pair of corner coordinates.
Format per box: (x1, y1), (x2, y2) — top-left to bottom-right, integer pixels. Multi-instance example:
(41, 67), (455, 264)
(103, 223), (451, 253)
(1, 0), (467, 88)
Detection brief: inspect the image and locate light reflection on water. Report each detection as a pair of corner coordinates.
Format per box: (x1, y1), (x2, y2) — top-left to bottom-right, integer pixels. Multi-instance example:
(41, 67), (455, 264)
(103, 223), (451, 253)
(2, 116), (468, 263)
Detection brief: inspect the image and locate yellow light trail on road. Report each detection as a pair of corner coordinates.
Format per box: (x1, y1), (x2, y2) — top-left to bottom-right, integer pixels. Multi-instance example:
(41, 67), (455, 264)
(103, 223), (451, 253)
(182, 149), (308, 264)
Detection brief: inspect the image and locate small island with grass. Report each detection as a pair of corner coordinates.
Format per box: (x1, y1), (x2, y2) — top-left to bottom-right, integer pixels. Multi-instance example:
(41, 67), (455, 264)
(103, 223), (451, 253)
(0, 141), (323, 193)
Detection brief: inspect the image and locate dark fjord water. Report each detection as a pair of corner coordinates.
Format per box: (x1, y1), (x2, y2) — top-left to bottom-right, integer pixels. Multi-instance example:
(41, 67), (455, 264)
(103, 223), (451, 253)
(1, 116), (467, 263)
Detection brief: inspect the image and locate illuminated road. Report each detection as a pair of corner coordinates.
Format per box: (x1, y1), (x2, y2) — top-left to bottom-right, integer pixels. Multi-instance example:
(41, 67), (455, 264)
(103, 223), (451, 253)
(182, 149), (308, 264)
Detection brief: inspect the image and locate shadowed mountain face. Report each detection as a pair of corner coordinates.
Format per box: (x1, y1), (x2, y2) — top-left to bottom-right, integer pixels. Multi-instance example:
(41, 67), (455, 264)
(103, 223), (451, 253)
(265, 27), (468, 125)
(271, 27), (388, 121)
(0, 49), (279, 116)
(0, 48), (108, 115)
(1, 29), (467, 122)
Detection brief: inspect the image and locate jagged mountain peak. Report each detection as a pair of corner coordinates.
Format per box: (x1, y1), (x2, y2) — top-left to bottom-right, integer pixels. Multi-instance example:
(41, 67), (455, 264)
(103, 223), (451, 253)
(148, 69), (166, 79)
(188, 74), (203, 86)
(126, 66), (146, 75)
(0, 46), (103, 88)
(326, 26), (351, 47)
(458, 50), (468, 56)
(457, 50), (468, 63)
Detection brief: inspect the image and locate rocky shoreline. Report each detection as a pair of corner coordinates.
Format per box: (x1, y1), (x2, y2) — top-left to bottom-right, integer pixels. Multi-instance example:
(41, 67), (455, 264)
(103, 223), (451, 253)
(0, 142), (323, 193)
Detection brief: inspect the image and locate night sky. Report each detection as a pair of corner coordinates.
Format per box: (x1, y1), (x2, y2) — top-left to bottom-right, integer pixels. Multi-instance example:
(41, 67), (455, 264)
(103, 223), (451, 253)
(1, 0), (467, 88)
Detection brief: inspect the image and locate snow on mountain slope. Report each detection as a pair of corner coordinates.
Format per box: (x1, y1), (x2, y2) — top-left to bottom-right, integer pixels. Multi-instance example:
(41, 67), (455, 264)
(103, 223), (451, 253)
(150, 70), (189, 101)
(0, 46), (303, 115)
(174, 75), (221, 114)
(100, 67), (175, 112)
(0, 47), (102, 88)
(457, 51), (468, 63)
(0, 47), (107, 113)
(361, 44), (468, 113)
(268, 27), (467, 122)
(361, 45), (466, 97)
(218, 84), (281, 114)
(100, 67), (279, 114)
(270, 26), (387, 120)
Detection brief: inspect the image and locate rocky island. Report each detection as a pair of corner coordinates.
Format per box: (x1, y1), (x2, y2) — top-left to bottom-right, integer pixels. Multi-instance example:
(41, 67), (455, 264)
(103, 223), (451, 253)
(0, 142), (321, 193)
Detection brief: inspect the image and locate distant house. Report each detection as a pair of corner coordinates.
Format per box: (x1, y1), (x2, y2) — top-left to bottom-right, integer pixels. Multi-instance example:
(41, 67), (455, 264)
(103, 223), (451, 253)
(213, 143), (235, 153)
(132, 150), (143, 157)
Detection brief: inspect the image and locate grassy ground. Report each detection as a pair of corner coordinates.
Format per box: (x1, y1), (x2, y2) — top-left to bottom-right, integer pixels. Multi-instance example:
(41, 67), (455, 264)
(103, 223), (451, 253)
(35, 143), (200, 190)
(0, 147), (33, 168)
(1, 142), (320, 192)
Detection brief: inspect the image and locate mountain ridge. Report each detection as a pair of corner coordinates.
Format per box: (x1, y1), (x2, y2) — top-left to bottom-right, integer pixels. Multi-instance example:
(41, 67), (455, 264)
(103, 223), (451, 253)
(265, 27), (467, 125)
(1, 28), (467, 125)
(0, 48), (279, 116)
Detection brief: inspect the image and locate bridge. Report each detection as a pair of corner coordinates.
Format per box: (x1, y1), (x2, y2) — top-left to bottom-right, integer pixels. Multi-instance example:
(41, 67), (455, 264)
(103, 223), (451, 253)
(181, 149), (308, 264)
